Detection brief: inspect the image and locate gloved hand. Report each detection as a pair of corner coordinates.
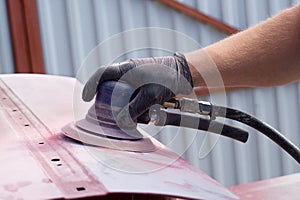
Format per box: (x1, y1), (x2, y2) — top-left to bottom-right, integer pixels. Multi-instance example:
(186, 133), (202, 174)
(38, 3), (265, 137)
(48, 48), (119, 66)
(82, 52), (194, 129)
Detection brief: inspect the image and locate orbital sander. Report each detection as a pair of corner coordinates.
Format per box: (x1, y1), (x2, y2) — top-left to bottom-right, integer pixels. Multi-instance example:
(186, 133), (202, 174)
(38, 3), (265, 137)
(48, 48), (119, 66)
(62, 81), (300, 164)
(62, 81), (157, 152)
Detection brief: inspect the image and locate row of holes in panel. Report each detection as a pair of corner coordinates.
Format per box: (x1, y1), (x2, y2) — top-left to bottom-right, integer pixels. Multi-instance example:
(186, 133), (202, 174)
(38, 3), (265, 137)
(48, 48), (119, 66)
(8, 103), (86, 193)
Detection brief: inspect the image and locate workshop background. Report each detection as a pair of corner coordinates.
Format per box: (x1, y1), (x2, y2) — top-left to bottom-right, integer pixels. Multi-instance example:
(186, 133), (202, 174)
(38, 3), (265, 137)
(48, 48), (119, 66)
(1, 0), (300, 187)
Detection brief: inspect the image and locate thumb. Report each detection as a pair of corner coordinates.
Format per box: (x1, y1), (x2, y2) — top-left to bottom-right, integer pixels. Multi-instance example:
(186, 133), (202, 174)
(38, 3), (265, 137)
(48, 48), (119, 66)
(82, 67), (106, 101)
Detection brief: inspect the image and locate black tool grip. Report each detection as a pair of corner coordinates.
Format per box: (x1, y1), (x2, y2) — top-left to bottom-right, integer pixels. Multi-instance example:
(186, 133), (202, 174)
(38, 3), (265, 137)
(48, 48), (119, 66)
(154, 111), (249, 143)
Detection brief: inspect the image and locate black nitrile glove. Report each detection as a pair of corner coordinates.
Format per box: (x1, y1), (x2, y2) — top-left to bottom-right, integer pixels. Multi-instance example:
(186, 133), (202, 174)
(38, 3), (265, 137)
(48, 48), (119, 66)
(82, 52), (194, 129)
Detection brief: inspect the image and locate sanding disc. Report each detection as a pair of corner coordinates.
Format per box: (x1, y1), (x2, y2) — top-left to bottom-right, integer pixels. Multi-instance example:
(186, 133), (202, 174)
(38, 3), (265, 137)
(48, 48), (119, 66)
(61, 122), (157, 153)
(76, 118), (144, 140)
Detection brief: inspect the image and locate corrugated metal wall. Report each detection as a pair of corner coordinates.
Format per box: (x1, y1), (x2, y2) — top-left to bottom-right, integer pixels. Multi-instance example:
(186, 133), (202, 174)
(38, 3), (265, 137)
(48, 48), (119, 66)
(0, 0), (14, 73)
(36, 0), (300, 186)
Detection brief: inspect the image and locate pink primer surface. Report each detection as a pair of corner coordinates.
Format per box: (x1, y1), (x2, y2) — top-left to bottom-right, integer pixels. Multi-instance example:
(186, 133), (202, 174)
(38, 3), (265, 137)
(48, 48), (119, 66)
(0, 74), (239, 199)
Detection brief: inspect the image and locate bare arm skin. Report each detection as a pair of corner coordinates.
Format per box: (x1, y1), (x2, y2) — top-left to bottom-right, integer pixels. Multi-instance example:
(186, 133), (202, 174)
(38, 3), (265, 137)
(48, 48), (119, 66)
(185, 4), (300, 90)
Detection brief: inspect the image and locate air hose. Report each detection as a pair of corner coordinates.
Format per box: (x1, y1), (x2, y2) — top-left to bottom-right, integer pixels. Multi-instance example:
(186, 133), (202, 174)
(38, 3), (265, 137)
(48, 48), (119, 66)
(163, 98), (300, 164)
(211, 105), (300, 164)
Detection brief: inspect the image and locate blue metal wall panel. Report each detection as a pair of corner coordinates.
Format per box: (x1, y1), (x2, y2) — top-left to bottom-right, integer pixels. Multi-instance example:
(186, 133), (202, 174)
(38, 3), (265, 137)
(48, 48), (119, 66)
(37, 0), (300, 186)
(0, 0), (14, 74)
(37, 0), (74, 76)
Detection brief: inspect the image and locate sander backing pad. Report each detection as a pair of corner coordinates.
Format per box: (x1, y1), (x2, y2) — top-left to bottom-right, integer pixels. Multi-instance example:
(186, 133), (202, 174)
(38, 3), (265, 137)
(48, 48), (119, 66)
(61, 81), (156, 152)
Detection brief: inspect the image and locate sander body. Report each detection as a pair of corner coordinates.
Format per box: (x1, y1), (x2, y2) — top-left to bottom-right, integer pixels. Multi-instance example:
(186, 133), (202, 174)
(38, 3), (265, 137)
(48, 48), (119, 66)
(62, 81), (156, 152)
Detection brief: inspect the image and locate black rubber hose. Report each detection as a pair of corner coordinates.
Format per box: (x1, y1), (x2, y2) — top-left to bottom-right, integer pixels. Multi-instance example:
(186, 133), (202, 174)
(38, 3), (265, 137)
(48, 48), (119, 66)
(211, 105), (300, 164)
(153, 110), (249, 143)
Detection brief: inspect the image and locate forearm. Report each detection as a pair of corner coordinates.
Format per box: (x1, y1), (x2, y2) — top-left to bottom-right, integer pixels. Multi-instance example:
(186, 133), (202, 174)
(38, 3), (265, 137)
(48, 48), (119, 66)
(185, 4), (300, 88)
